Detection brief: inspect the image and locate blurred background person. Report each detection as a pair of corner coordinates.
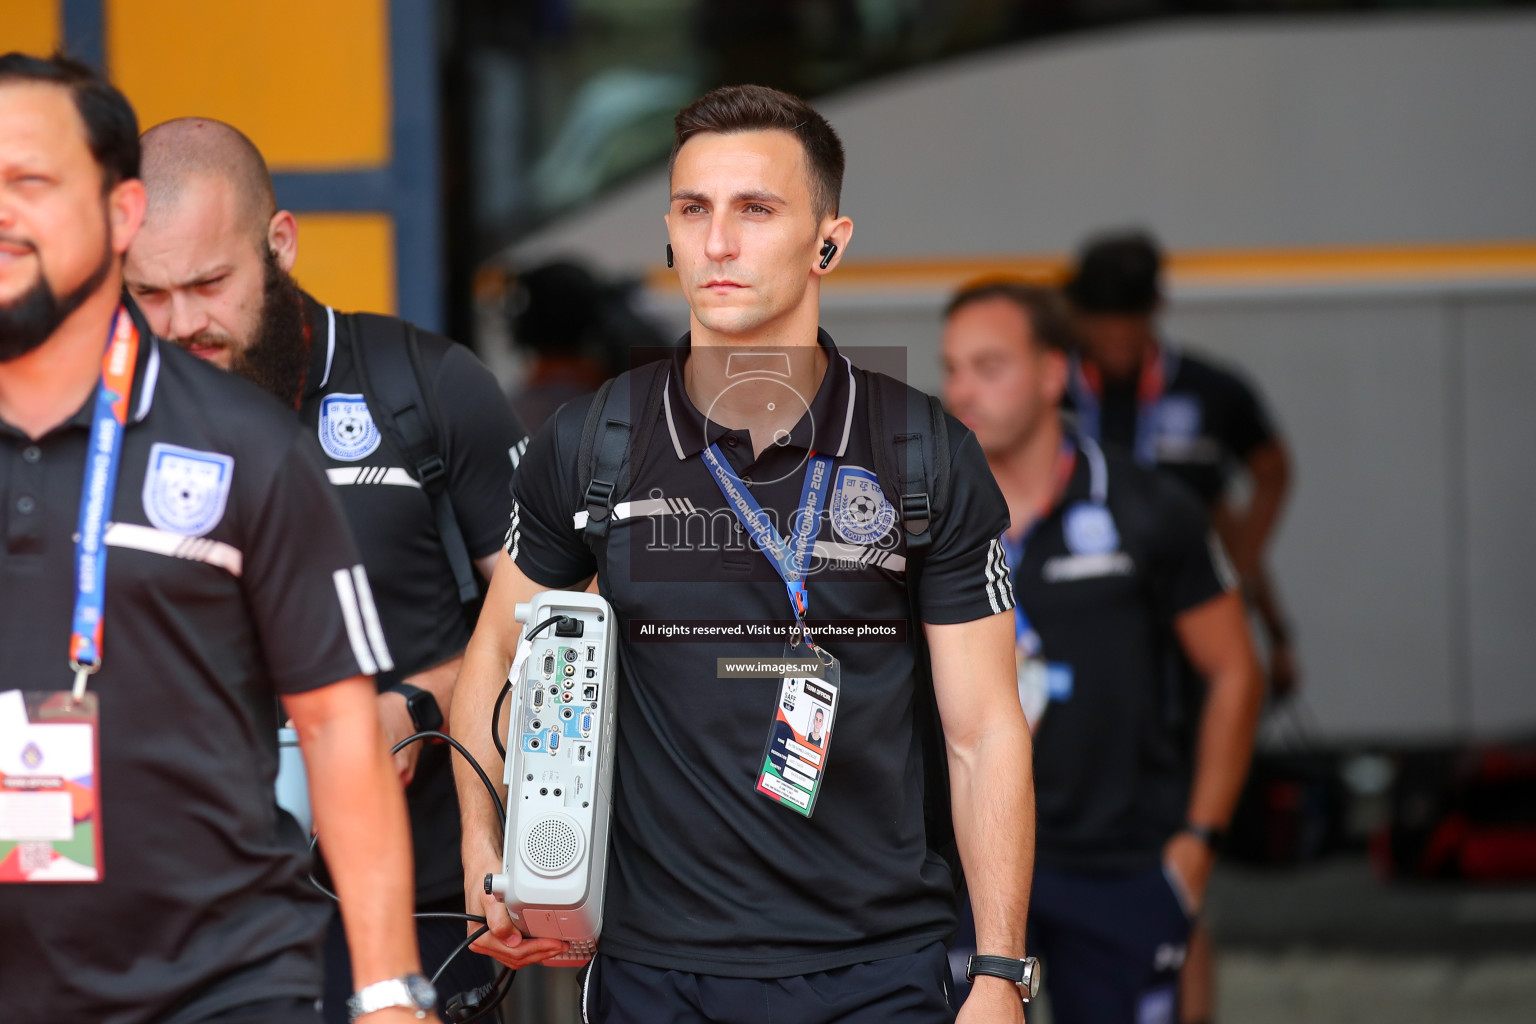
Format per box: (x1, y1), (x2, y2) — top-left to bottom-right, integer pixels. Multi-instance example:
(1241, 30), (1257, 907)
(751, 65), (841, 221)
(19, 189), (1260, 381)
(1063, 231), (1296, 1024)
(124, 117), (523, 1022)
(942, 280), (1264, 1024)
(502, 259), (666, 432)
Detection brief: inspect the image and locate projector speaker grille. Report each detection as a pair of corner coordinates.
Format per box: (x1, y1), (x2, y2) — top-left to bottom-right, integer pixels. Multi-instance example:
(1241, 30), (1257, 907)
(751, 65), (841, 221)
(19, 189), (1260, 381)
(522, 815), (583, 876)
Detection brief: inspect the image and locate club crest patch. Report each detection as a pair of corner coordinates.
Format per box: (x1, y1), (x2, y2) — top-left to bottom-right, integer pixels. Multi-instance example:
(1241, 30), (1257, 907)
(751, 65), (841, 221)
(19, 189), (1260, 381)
(1063, 502), (1120, 556)
(318, 393), (382, 461)
(142, 442), (235, 537)
(829, 465), (895, 545)
(1154, 395), (1203, 442)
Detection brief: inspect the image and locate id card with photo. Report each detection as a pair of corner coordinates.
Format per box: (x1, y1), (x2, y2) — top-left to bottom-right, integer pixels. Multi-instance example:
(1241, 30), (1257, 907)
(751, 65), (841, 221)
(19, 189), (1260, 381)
(0, 691), (103, 883)
(756, 654), (839, 817)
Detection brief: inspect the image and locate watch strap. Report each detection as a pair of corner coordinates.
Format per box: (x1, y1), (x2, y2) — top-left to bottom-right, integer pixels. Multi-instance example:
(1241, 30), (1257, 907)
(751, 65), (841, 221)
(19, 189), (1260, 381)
(387, 682), (443, 733)
(347, 976), (430, 1020)
(1182, 823), (1227, 852)
(966, 954), (1027, 984)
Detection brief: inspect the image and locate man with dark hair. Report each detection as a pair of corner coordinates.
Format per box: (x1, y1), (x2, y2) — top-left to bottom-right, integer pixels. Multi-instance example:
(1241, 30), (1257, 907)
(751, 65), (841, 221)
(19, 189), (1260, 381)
(942, 281), (1263, 1024)
(1064, 231), (1295, 692)
(124, 116), (526, 1021)
(0, 54), (427, 1024)
(455, 84), (1037, 1023)
(1064, 232), (1295, 1024)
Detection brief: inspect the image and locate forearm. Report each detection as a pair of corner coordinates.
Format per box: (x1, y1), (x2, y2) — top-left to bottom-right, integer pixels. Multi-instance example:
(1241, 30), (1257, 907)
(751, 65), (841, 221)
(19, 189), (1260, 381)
(950, 721), (1035, 957)
(1185, 664), (1264, 829)
(1224, 445), (1290, 579)
(397, 653), (463, 720)
(300, 702), (419, 986)
(452, 628), (516, 865)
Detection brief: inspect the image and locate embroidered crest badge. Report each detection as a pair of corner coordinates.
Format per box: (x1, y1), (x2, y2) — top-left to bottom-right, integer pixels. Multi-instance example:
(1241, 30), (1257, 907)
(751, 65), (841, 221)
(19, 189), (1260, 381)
(829, 465), (895, 546)
(142, 442), (235, 537)
(318, 393), (382, 461)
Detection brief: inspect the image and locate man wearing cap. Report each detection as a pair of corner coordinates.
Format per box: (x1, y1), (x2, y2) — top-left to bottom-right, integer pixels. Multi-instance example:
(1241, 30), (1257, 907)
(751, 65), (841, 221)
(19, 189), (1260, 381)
(942, 280), (1264, 1024)
(1063, 231), (1294, 1024)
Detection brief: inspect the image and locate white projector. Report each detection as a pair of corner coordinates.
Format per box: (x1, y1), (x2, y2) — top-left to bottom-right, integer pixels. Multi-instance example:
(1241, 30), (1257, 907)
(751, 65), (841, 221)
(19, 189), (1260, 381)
(486, 591), (617, 967)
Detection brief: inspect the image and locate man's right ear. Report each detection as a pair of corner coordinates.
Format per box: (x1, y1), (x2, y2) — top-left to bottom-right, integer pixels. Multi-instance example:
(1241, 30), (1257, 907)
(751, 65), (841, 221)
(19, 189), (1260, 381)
(268, 210), (299, 273)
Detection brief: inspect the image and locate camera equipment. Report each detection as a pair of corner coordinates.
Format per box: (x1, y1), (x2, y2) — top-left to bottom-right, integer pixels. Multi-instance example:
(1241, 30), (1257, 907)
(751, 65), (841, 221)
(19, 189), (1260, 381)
(486, 591), (617, 967)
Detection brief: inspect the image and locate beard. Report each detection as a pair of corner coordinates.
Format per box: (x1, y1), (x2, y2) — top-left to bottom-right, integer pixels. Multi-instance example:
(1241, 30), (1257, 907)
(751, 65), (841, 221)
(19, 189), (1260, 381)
(225, 249), (309, 407)
(0, 232), (114, 364)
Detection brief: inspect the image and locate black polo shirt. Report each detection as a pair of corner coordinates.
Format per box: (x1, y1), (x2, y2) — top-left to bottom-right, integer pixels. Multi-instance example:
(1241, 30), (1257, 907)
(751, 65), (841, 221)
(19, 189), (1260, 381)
(506, 330), (1014, 978)
(0, 302), (385, 1024)
(1012, 436), (1234, 872)
(1076, 344), (1278, 508)
(298, 294), (526, 904)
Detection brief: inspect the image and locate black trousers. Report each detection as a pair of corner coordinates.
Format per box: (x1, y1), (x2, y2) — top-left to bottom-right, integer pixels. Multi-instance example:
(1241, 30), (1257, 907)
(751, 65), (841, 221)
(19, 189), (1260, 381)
(582, 942), (955, 1024)
(320, 901), (497, 1023)
(1025, 864), (1194, 1024)
(195, 997), (324, 1023)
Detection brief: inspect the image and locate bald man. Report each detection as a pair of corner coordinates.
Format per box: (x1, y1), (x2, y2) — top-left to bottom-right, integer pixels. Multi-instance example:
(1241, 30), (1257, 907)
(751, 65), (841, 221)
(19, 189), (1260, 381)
(125, 118), (528, 1022)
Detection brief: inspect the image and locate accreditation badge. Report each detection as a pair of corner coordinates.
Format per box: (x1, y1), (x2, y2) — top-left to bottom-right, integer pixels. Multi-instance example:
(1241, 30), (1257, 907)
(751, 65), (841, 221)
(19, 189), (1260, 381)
(1017, 653), (1074, 733)
(756, 643), (840, 817)
(0, 690), (103, 882)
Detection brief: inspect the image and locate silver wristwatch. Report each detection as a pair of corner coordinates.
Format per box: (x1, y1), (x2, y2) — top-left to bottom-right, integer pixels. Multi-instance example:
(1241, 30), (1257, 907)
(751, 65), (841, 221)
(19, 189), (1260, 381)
(346, 973), (437, 1021)
(966, 953), (1042, 1003)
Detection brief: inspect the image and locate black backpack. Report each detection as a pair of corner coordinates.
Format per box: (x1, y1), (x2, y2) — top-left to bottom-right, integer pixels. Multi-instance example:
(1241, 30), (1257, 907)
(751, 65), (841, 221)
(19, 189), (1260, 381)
(338, 312), (480, 607)
(574, 360), (963, 885)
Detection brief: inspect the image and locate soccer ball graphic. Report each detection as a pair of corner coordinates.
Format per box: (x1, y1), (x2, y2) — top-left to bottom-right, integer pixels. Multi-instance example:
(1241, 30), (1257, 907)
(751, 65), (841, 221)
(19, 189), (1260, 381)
(846, 492), (880, 526)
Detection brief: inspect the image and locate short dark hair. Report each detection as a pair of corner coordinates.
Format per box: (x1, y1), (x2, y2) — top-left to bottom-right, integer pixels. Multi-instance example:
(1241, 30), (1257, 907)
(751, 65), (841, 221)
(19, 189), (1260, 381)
(1063, 230), (1162, 314)
(0, 52), (140, 190)
(671, 85), (845, 221)
(945, 280), (1079, 356)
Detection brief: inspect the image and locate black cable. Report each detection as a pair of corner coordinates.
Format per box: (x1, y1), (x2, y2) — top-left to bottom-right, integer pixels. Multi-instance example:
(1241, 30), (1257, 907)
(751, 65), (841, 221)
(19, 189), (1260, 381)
(444, 967), (517, 1024)
(493, 614), (568, 760)
(300, 617), (573, 1020)
(432, 926), (489, 988)
(491, 681), (511, 761)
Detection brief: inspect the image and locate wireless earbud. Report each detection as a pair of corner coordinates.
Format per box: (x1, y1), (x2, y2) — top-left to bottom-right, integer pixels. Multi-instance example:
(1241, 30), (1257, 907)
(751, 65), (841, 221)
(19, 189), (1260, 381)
(819, 240), (838, 269)
(666, 244), (674, 269)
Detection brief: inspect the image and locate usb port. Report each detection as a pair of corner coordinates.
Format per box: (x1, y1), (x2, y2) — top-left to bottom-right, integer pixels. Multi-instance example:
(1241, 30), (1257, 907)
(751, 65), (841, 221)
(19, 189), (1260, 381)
(582, 684), (598, 702)
(586, 668), (596, 679)
(586, 646), (596, 662)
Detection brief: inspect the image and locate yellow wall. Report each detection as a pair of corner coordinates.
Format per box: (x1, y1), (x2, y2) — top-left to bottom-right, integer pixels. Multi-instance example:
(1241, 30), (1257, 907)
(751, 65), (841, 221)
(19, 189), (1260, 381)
(100, 0), (397, 312)
(292, 214), (396, 315)
(107, 0), (390, 170)
(1, 0), (59, 56)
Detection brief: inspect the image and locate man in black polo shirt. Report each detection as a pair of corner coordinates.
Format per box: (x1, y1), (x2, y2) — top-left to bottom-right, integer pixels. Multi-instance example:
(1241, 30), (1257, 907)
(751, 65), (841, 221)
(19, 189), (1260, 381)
(1063, 231), (1295, 696)
(942, 282), (1263, 1024)
(122, 118), (525, 1016)
(0, 55), (426, 1024)
(453, 85), (1036, 1023)
(1064, 232), (1295, 1023)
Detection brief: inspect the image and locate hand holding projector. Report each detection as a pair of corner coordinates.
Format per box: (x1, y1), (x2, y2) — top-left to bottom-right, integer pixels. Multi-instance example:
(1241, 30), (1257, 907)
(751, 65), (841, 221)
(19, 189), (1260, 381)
(485, 591), (617, 967)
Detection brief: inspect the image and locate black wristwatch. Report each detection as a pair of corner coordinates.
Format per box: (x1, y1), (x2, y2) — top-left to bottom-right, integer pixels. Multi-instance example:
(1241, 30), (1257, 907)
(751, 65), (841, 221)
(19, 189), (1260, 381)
(388, 683), (444, 734)
(1182, 823), (1227, 853)
(966, 954), (1041, 1003)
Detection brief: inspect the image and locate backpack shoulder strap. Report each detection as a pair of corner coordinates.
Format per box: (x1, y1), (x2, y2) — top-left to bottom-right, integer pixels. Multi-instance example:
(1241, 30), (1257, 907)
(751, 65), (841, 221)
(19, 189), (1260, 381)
(576, 359), (670, 544)
(344, 312), (479, 604)
(864, 370), (950, 555)
(862, 369), (961, 891)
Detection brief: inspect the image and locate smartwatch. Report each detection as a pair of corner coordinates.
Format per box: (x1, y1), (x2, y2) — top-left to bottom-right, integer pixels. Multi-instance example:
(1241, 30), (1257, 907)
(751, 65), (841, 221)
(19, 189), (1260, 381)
(966, 954), (1041, 1003)
(388, 683), (444, 734)
(1182, 823), (1227, 853)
